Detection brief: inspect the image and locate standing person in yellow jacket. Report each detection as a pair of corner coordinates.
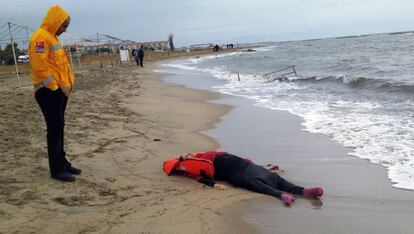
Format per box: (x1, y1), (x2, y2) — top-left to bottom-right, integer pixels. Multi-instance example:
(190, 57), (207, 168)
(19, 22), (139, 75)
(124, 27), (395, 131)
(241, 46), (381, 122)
(29, 5), (80, 182)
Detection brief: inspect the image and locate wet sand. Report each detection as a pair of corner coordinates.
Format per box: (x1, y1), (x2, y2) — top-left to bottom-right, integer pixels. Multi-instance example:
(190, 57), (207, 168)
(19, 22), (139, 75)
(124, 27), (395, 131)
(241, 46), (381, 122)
(210, 96), (414, 234)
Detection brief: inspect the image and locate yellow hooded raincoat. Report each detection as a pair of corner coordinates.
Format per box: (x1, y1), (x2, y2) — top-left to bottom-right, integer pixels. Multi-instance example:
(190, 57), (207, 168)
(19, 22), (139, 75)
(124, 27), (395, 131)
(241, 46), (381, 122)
(29, 5), (74, 96)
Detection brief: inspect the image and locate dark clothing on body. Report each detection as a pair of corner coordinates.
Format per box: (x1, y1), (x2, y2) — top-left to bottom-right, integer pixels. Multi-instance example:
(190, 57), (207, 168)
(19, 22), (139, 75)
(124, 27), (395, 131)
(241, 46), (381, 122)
(199, 153), (304, 198)
(135, 48), (144, 67)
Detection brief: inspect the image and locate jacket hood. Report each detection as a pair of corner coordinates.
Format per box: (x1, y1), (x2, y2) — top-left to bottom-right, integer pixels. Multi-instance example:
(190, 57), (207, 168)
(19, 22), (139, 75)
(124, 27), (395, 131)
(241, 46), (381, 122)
(163, 158), (180, 175)
(40, 5), (69, 35)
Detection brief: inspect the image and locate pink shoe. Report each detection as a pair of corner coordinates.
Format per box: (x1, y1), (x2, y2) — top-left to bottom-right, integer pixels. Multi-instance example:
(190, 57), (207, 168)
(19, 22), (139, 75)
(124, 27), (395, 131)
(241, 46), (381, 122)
(280, 194), (295, 206)
(303, 187), (324, 198)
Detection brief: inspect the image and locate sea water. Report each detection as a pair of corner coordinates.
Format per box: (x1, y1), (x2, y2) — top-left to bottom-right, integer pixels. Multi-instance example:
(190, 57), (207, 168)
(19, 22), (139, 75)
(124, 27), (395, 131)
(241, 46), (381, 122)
(161, 33), (414, 190)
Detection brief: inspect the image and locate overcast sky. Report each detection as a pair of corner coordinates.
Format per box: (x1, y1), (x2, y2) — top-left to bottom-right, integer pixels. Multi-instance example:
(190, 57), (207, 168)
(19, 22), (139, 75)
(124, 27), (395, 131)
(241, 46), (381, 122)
(1, 0), (414, 47)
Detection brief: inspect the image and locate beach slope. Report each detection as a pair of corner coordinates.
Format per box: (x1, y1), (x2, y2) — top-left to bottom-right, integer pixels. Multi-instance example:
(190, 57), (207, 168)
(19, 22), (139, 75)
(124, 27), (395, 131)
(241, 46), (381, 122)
(0, 61), (256, 233)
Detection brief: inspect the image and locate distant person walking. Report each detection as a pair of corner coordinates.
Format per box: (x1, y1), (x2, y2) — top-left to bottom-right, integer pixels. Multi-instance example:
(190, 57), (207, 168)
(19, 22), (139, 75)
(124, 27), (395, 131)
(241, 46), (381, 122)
(131, 49), (136, 61)
(135, 46), (144, 67)
(213, 44), (220, 52)
(29, 5), (81, 182)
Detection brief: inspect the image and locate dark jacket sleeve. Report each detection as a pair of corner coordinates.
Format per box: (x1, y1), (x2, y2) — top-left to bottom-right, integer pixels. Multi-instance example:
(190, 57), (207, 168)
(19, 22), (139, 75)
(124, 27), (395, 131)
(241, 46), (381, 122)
(181, 171), (216, 187)
(198, 177), (216, 187)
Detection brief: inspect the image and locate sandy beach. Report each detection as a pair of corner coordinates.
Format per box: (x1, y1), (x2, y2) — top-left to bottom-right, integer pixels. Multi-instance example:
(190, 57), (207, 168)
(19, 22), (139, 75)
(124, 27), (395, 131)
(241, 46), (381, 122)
(1, 50), (414, 234)
(0, 53), (259, 233)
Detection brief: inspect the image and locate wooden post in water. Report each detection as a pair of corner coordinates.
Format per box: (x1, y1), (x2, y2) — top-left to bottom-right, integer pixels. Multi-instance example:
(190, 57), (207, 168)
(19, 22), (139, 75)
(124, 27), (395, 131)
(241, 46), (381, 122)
(237, 72), (240, 81)
(292, 65), (297, 76)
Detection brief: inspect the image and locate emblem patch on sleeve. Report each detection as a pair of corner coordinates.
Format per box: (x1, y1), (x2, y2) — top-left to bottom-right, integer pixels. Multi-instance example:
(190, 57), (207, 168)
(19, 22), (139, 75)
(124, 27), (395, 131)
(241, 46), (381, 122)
(35, 42), (45, 53)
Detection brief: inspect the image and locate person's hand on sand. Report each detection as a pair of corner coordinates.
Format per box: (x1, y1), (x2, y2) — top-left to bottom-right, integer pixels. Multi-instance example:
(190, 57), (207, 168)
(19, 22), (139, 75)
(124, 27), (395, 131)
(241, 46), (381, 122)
(214, 183), (227, 190)
(179, 153), (195, 161)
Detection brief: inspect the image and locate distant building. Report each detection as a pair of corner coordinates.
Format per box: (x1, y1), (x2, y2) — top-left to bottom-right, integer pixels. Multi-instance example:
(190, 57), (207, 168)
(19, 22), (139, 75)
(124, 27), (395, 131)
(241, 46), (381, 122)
(124, 41), (169, 51)
(73, 43), (118, 55)
(72, 40), (169, 55)
(189, 43), (214, 51)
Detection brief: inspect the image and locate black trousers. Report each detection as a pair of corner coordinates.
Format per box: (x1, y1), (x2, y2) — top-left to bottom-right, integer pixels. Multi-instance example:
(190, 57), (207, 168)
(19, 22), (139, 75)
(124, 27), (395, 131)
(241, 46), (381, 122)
(35, 88), (71, 174)
(215, 154), (304, 198)
(137, 56), (143, 67)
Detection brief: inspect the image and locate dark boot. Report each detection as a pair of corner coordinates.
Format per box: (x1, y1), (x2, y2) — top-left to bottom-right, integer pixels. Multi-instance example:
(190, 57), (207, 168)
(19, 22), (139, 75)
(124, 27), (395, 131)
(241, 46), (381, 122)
(52, 172), (76, 182)
(65, 165), (82, 175)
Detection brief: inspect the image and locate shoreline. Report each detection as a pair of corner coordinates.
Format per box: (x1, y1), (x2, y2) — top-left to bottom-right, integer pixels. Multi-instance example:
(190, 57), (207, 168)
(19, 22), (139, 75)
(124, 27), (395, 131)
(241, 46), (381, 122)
(116, 62), (260, 233)
(163, 63), (414, 234)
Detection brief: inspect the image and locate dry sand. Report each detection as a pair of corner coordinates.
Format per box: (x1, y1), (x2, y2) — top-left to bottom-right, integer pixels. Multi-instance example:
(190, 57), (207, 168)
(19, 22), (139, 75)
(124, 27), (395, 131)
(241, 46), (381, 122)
(0, 53), (259, 233)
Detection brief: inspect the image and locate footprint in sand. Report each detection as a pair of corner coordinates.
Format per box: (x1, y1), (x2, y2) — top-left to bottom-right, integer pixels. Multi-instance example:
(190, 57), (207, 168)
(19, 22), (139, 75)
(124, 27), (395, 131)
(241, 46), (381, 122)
(53, 196), (93, 206)
(105, 177), (117, 183)
(98, 187), (116, 197)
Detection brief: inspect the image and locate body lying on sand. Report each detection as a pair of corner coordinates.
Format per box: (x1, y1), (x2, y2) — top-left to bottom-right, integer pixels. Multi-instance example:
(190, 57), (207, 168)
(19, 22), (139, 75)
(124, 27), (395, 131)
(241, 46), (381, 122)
(164, 151), (324, 206)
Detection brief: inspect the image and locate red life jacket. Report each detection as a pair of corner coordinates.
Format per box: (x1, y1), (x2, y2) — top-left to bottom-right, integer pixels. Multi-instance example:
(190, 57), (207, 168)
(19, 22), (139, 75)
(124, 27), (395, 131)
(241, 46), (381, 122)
(163, 157), (215, 178)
